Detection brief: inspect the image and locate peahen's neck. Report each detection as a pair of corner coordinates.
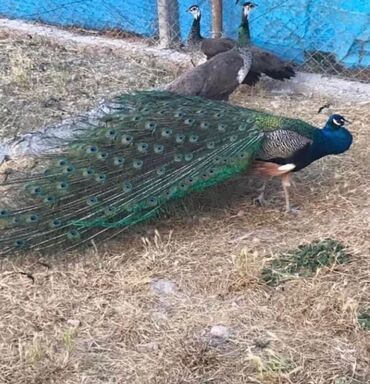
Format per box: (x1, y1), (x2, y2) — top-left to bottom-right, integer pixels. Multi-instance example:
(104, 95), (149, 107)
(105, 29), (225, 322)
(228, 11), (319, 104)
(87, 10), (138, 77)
(188, 16), (202, 44)
(237, 11), (251, 47)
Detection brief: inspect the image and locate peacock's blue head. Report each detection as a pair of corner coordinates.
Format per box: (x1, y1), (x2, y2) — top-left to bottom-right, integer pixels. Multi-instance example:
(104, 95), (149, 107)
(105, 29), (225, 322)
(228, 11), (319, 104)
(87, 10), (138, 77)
(325, 114), (350, 130)
(187, 4), (201, 19)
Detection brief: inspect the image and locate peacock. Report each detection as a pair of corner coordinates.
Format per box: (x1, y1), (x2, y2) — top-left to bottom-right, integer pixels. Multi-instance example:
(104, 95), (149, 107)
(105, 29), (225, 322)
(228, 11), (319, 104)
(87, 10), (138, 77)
(0, 91), (352, 256)
(165, 2), (252, 100)
(249, 113), (352, 212)
(186, 3), (295, 86)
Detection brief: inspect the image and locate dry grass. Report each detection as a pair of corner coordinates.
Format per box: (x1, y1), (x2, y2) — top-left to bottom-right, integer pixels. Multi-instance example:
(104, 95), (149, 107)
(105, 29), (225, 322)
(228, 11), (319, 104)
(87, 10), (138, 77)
(0, 29), (178, 138)
(0, 30), (370, 384)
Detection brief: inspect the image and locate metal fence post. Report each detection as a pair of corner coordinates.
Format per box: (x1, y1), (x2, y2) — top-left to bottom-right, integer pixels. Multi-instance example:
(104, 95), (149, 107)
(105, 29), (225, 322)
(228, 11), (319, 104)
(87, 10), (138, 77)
(157, 0), (181, 48)
(212, 0), (223, 38)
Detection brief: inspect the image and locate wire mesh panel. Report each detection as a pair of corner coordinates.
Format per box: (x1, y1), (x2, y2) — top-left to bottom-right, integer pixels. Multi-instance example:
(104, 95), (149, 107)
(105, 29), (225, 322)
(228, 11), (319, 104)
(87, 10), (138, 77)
(0, 0), (158, 37)
(0, 0), (369, 82)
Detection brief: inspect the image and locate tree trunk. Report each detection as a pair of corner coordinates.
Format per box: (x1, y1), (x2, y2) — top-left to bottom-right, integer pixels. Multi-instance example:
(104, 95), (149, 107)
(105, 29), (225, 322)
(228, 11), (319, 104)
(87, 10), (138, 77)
(157, 0), (180, 48)
(211, 0), (223, 38)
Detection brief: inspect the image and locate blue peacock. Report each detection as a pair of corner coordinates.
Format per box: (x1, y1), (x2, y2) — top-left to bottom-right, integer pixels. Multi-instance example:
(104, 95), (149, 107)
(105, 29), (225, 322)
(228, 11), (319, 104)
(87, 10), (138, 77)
(0, 92), (352, 255)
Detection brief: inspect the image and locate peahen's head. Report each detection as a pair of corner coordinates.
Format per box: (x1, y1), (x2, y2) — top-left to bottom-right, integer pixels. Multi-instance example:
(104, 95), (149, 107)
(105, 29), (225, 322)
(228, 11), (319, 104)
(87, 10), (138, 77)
(325, 114), (350, 130)
(187, 4), (201, 19)
(236, 0), (256, 45)
(242, 1), (257, 16)
(236, 0), (257, 17)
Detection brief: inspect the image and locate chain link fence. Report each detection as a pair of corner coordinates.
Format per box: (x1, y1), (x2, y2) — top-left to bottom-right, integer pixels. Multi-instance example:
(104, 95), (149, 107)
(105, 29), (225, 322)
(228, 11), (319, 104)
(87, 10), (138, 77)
(1, 0), (369, 82)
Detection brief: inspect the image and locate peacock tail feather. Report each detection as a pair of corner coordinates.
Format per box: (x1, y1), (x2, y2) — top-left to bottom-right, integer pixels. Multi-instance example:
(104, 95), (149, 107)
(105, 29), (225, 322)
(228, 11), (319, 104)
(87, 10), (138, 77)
(0, 91), (276, 256)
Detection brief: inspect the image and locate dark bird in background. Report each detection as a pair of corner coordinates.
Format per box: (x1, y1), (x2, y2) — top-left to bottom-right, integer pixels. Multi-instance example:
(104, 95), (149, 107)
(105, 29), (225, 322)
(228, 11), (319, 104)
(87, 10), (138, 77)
(186, 3), (295, 86)
(186, 4), (236, 57)
(165, 2), (253, 100)
(0, 91), (352, 256)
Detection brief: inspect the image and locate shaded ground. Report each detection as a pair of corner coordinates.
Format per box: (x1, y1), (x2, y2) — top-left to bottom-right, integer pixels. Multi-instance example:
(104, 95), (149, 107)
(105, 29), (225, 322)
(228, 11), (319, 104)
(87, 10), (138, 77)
(0, 30), (369, 384)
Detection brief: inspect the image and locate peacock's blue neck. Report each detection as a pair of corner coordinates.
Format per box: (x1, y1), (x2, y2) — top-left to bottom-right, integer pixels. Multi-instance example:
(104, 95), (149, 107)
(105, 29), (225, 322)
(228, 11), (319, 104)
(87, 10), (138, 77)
(310, 126), (353, 160)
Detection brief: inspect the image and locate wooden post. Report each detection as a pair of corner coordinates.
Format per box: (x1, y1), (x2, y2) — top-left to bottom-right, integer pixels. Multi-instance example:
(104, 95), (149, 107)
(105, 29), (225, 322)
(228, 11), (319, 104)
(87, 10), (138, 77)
(157, 0), (180, 48)
(212, 0), (223, 38)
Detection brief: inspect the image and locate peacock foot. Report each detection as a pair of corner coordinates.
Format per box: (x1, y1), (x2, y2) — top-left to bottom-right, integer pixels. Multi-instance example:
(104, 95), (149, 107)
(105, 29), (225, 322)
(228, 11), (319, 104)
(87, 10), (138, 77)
(285, 206), (300, 215)
(253, 193), (266, 207)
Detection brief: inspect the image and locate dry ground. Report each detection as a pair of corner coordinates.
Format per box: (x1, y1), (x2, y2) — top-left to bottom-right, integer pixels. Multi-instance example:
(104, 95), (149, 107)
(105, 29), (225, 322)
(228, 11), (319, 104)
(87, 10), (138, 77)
(0, 30), (369, 384)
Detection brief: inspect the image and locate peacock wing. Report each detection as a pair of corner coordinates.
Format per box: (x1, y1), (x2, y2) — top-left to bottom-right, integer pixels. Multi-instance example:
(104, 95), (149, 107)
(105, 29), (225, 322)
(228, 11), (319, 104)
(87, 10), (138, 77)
(252, 115), (316, 160)
(201, 38), (236, 59)
(166, 49), (248, 101)
(0, 91), (264, 255)
(250, 46), (295, 80)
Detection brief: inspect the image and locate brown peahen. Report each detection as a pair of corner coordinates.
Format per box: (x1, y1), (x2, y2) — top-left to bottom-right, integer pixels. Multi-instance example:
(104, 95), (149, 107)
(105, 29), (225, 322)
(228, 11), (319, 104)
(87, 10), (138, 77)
(0, 91), (352, 256)
(186, 4), (235, 58)
(186, 3), (295, 86)
(165, 2), (252, 100)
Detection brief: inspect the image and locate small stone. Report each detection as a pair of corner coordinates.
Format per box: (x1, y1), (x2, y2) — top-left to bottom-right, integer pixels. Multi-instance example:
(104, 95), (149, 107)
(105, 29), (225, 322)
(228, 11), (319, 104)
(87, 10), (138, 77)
(67, 319), (81, 327)
(136, 341), (160, 352)
(209, 325), (231, 340)
(151, 278), (177, 296)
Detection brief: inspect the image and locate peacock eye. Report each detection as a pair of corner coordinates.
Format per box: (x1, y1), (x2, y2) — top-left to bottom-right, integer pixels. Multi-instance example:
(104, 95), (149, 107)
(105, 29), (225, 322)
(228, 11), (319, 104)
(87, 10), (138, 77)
(50, 218), (62, 228)
(174, 154), (183, 162)
(200, 122), (210, 129)
(184, 118), (195, 125)
(133, 159), (144, 169)
(95, 174), (107, 183)
(175, 134), (185, 143)
(113, 157), (125, 166)
(11, 216), (20, 224)
(157, 166), (166, 175)
(184, 153), (194, 161)
(162, 128), (173, 138)
(86, 146), (98, 154)
(122, 182), (133, 193)
(44, 195), (57, 205)
(57, 181), (69, 190)
(106, 129), (117, 140)
(189, 134), (199, 143)
(122, 135), (133, 145)
(14, 239), (26, 248)
(26, 214), (39, 223)
(154, 144), (164, 154)
(137, 143), (149, 153)
(147, 197), (158, 206)
(0, 209), (10, 217)
(67, 229), (80, 240)
(145, 121), (157, 130)
(87, 196), (98, 206)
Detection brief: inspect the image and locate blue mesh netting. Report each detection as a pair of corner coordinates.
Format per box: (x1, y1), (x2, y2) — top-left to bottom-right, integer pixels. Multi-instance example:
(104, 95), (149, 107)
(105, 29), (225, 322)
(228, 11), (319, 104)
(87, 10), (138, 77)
(1, 0), (369, 77)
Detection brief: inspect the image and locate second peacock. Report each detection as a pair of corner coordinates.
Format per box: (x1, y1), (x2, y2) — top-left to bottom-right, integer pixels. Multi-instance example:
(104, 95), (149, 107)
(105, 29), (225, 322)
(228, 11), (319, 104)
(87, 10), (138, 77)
(0, 91), (352, 256)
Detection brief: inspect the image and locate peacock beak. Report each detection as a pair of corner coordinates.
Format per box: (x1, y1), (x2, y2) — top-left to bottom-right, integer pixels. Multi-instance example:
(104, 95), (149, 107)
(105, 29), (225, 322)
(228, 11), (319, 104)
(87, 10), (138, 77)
(343, 118), (352, 124)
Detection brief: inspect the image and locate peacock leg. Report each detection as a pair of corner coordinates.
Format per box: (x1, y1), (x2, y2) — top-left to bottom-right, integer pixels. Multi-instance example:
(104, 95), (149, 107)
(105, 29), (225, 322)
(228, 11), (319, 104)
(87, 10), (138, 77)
(281, 173), (292, 212)
(253, 180), (267, 206)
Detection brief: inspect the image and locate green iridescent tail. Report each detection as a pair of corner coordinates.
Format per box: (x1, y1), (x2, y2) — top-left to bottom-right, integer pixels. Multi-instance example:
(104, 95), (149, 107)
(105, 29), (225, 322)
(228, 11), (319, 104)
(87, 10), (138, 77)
(0, 91), (267, 256)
